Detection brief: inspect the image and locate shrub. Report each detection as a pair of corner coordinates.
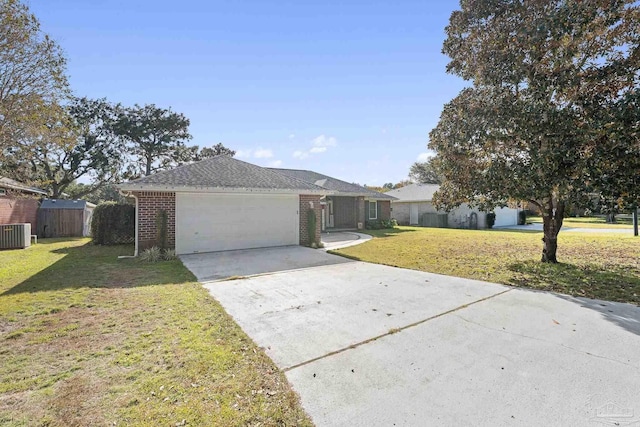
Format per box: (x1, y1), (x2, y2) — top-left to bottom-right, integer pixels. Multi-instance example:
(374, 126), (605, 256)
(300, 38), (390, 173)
(91, 202), (135, 245)
(140, 246), (162, 262)
(518, 210), (527, 225)
(486, 212), (496, 229)
(365, 219), (397, 230)
(163, 248), (177, 260)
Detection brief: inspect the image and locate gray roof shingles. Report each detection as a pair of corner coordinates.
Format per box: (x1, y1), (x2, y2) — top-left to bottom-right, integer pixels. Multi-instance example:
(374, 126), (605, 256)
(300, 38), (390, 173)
(120, 156), (325, 192)
(0, 177), (47, 195)
(385, 183), (440, 202)
(268, 168), (396, 200)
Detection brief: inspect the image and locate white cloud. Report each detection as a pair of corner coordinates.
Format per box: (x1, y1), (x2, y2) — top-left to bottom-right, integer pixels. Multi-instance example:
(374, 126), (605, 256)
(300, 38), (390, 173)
(293, 134), (337, 160)
(268, 160), (283, 167)
(312, 135), (337, 148)
(253, 148), (273, 159)
(293, 150), (309, 160)
(417, 152), (433, 162)
(236, 149), (252, 159)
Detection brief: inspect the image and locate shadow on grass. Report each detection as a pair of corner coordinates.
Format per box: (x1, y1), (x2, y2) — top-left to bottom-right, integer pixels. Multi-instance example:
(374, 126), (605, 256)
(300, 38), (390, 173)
(363, 227), (418, 238)
(2, 241), (195, 295)
(507, 261), (640, 307)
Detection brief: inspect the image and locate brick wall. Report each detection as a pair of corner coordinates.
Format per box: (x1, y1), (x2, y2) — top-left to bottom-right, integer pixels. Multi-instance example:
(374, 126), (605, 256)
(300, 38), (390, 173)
(379, 200), (391, 221)
(0, 193), (39, 231)
(299, 195), (321, 246)
(134, 191), (176, 250)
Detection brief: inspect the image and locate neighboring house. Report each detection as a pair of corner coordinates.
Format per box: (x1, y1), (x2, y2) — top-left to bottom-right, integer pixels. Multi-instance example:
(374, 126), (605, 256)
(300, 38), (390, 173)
(119, 156), (394, 255)
(386, 183), (520, 229)
(38, 199), (96, 238)
(268, 168), (396, 231)
(0, 177), (47, 231)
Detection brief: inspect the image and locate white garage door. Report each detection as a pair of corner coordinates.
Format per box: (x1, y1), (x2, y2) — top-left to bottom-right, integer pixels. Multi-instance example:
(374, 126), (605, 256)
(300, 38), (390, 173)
(175, 193), (299, 254)
(493, 207), (519, 227)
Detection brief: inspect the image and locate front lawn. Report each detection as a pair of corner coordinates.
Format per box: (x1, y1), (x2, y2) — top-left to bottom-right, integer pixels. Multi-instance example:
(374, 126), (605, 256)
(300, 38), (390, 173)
(333, 227), (640, 305)
(0, 239), (311, 426)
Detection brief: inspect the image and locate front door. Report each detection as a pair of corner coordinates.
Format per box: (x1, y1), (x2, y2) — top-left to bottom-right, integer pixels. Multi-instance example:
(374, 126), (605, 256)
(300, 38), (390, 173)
(410, 204), (419, 225)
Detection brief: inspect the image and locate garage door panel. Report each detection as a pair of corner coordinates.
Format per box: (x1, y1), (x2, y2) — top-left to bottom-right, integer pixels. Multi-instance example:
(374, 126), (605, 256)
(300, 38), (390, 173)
(493, 207), (518, 227)
(176, 193), (299, 254)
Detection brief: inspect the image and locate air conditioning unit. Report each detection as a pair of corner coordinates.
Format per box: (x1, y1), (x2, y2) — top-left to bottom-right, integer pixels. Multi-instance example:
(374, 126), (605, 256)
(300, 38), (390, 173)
(0, 223), (31, 249)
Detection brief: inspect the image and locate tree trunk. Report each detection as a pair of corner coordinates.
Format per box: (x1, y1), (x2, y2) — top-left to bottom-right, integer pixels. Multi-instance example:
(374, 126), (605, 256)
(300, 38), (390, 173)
(145, 155), (152, 176)
(541, 200), (564, 263)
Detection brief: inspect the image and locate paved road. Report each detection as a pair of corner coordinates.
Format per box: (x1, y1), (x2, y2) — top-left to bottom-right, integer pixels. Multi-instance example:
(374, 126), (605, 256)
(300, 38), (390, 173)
(188, 248), (640, 426)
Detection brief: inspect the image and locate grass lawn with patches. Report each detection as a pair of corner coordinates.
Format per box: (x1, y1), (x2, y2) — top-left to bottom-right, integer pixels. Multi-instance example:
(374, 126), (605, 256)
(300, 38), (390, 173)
(0, 238), (311, 426)
(528, 215), (634, 229)
(332, 227), (640, 305)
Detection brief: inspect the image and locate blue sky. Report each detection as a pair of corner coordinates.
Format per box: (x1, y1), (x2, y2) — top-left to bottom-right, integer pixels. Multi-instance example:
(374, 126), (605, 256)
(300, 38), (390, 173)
(31, 0), (466, 186)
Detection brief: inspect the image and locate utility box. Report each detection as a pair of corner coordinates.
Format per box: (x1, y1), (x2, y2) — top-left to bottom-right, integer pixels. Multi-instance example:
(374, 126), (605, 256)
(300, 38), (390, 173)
(0, 223), (31, 249)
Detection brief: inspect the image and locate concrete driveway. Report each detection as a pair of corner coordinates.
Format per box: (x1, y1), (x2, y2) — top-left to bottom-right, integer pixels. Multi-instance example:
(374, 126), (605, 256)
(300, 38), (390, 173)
(190, 248), (640, 426)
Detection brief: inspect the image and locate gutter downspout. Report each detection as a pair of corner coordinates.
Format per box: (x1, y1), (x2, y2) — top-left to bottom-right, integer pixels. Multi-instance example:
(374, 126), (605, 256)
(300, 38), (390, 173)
(132, 192), (139, 256)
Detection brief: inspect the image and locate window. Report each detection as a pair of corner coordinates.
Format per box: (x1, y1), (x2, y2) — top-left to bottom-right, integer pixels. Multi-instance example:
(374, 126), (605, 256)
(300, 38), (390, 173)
(0, 188), (5, 196)
(368, 201), (377, 220)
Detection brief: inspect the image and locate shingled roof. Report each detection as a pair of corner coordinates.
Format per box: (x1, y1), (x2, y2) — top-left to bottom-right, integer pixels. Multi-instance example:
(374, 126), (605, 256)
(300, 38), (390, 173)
(119, 156), (327, 193)
(268, 168), (396, 200)
(0, 177), (47, 195)
(385, 183), (440, 202)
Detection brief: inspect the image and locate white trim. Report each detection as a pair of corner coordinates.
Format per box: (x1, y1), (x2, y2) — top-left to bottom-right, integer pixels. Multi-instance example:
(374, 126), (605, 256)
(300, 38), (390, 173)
(368, 200), (378, 220)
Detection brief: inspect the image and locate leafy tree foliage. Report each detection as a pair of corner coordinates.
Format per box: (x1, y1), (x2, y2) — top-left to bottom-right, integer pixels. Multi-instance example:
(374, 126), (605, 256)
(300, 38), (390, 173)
(196, 142), (236, 159)
(0, 0), (68, 153)
(430, 0), (640, 262)
(115, 104), (192, 176)
(4, 97), (124, 198)
(409, 158), (442, 184)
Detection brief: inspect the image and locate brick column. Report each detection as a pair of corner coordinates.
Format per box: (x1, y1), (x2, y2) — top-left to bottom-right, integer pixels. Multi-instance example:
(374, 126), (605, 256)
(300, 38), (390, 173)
(299, 195), (322, 246)
(134, 191), (176, 250)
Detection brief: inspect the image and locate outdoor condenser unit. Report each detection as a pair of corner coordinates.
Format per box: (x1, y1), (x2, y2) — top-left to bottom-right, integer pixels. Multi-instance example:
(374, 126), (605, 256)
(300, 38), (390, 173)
(0, 223), (31, 249)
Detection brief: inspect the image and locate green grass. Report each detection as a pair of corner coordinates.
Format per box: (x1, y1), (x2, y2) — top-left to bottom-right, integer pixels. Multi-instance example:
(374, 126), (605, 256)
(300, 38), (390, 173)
(332, 227), (640, 305)
(528, 215), (634, 229)
(0, 239), (311, 426)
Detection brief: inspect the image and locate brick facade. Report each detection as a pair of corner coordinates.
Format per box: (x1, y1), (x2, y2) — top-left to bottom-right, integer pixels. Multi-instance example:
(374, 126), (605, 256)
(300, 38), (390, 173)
(0, 192), (39, 231)
(299, 194), (322, 246)
(379, 200), (391, 221)
(134, 191), (176, 251)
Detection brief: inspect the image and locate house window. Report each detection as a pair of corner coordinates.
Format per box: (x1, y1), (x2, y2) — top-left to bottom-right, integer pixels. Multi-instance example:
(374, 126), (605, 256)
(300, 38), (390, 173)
(0, 189), (5, 196)
(368, 201), (377, 220)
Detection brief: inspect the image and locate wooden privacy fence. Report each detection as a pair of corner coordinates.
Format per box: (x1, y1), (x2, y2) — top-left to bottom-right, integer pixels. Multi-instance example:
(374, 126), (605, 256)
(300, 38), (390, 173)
(37, 208), (84, 237)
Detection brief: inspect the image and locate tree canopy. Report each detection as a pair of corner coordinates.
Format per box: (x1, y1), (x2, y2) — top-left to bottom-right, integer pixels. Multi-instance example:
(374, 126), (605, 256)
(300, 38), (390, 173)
(4, 97), (124, 198)
(115, 104), (192, 176)
(409, 157), (442, 184)
(0, 0), (68, 153)
(430, 0), (640, 262)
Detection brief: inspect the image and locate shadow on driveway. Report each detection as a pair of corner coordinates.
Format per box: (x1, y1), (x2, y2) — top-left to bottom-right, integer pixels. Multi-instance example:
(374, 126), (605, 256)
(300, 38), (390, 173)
(180, 245), (355, 282)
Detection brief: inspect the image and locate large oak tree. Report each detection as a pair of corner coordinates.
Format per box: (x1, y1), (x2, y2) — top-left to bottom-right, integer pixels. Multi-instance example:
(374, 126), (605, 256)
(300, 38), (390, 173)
(430, 0), (640, 262)
(0, 0), (68, 153)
